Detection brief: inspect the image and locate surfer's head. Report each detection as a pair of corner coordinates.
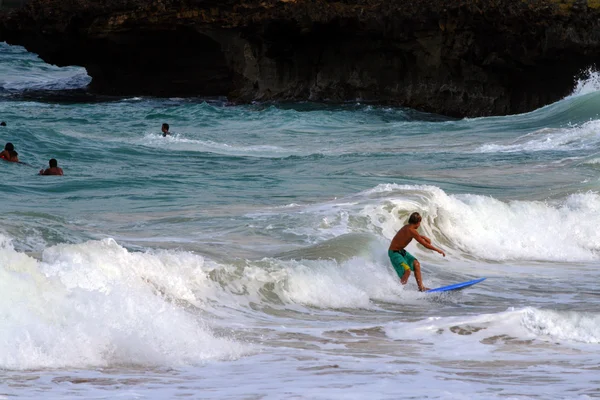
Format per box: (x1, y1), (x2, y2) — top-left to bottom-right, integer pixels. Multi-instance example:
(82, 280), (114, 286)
(408, 212), (422, 226)
(4, 142), (14, 151)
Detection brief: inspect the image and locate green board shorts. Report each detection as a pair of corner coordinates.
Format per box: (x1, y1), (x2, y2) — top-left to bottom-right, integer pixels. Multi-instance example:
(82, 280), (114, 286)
(388, 249), (416, 277)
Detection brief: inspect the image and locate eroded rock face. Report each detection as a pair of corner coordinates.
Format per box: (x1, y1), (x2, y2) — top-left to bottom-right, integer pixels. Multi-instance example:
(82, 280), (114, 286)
(2, 0), (600, 117)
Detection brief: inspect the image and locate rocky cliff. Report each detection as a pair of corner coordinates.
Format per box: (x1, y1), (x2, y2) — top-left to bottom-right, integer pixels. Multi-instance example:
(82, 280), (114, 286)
(1, 0), (600, 117)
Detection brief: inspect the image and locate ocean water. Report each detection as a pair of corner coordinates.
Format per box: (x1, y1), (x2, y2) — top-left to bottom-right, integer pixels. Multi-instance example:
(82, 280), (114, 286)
(1, 41), (600, 399)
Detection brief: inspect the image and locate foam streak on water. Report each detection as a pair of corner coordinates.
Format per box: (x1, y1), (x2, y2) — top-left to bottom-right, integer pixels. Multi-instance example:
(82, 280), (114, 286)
(1, 42), (600, 399)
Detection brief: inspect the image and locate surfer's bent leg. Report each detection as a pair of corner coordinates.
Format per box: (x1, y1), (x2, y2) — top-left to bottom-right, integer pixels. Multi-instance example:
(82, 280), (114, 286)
(413, 259), (429, 292)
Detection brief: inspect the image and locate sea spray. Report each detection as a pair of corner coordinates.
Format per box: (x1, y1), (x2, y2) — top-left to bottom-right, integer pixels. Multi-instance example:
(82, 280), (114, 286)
(0, 237), (249, 369)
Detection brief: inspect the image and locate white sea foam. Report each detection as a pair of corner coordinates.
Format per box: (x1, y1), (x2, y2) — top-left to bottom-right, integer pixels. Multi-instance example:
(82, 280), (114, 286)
(477, 120), (600, 153)
(0, 236), (249, 370)
(583, 157), (600, 165)
(0, 43), (89, 91)
(139, 133), (297, 157)
(385, 307), (600, 347)
(436, 191), (600, 262)
(187, 247), (413, 311)
(569, 68), (600, 98)
(243, 184), (600, 263)
(0, 231), (427, 372)
(264, 256), (407, 308)
(363, 185), (600, 262)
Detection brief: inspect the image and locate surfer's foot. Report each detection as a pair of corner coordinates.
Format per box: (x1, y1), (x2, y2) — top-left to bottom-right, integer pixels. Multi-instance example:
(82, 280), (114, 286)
(419, 287), (430, 292)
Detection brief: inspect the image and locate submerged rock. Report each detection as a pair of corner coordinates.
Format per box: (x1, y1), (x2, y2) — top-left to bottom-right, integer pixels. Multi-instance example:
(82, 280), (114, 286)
(1, 0), (600, 117)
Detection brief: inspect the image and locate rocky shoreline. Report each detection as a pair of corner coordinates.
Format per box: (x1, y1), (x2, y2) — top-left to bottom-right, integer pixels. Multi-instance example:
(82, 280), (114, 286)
(2, 0), (600, 117)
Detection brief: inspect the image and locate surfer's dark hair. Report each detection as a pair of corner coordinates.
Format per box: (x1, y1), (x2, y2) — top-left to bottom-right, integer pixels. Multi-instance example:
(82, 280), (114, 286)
(408, 212), (422, 225)
(49, 158), (58, 168)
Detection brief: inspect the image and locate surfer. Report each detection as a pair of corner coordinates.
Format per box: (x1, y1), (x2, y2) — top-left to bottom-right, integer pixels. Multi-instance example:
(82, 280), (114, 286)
(0, 142), (19, 162)
(39, 158), (64, 175)
(388, 212), (445, 292)
(161, 123), (171, 137)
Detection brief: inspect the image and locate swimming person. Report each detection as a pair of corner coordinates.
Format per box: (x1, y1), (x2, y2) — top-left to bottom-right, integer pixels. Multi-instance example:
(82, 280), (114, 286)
(0, 142), (19, 162)
(39, 158), (64, 175)
(0, 121), (6, 126)
(162, 123), (171, 137)
(388, 212), (445, 292)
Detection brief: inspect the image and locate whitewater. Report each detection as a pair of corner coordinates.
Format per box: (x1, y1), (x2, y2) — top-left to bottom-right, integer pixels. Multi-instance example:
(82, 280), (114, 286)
(1, 42), (599, 399)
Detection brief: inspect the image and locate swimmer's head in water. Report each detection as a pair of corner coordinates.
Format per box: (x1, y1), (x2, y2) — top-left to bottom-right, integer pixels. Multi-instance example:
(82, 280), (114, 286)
(5, 142), (14, 151)
(49, 158), (58, 168)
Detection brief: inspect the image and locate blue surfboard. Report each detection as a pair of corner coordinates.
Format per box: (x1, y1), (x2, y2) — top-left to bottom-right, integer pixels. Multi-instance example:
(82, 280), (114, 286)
(426, 277), (486, 293)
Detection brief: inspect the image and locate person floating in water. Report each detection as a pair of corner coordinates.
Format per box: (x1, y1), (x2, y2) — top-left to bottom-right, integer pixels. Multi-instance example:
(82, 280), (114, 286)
(39, 158), (64, 175)
(161, 123), (171, 137)
(388, 212), (445, 292)
(0, 121), (6, 127)
(0, 142), (19, 162)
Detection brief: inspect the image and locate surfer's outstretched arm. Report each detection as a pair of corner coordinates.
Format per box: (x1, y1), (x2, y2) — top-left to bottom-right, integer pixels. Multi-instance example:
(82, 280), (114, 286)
(412, 230), (445, 257)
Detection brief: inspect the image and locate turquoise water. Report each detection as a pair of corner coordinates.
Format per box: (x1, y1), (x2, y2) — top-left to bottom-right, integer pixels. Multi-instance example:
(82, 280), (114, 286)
(1, 42), (600, 399)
